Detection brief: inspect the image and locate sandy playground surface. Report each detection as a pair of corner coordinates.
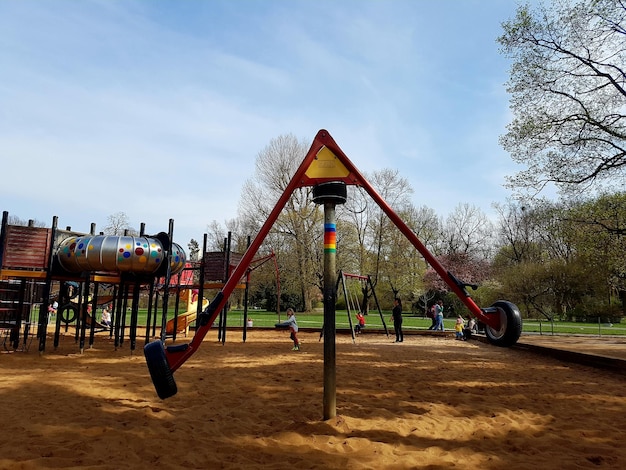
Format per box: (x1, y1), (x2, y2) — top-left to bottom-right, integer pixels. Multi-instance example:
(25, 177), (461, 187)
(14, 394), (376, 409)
(1, 328), (625, 469)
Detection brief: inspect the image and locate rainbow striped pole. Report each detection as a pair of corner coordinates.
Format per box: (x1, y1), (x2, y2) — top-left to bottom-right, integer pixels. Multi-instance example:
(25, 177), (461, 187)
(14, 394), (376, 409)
(312, 182), (347, 421)
(322, 209), (338, 419)
(324, 223), (336, 254)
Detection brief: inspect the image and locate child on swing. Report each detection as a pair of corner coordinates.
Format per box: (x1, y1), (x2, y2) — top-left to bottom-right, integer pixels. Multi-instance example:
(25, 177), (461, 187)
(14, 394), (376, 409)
(355, 311), (366, 334)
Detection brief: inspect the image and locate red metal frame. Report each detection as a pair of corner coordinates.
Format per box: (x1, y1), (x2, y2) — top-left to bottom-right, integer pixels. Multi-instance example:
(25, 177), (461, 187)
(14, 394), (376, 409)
(341, 273), (368, 281)
(163, 129), (500, 372)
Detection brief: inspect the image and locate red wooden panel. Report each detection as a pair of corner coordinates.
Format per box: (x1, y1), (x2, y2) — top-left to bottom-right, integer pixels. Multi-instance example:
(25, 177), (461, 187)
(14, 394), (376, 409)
(2, 226), (52, 269)
(204, 252), (227, 281)
(229, 253), (243, 277)
(203, 252), (244, 282)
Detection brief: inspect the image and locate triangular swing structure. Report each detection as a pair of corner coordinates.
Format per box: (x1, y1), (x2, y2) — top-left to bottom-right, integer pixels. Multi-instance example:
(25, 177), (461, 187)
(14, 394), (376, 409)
(144, 129), (523, 399)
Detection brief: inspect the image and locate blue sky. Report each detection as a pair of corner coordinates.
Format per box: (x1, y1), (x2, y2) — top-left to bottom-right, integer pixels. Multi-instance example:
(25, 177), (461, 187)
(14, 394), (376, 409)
(1, 0), (527, 246)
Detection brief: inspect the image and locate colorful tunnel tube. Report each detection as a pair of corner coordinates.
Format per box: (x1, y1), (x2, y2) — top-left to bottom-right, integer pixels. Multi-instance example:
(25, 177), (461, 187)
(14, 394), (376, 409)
(56, 233), (186, 276)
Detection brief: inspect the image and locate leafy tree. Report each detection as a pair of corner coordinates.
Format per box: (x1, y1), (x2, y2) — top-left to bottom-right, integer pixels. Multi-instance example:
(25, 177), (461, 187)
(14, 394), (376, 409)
(566, 192), (626, 310)
(496, 260), (555, 319)
(493, 195), (626, 318)
(397, 205), (439, 310)
(187, 239), (200, 262)
(532, 201), (577, 261)
(499, 0), (626, 195)
(422, 204), (493, 312)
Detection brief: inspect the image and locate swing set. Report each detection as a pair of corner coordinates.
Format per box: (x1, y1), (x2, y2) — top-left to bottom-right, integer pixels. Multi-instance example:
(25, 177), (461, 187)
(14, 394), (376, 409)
(336, 271), (388, 341)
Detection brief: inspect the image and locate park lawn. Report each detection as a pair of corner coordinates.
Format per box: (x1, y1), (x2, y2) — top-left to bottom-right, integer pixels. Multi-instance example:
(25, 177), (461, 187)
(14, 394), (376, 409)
(125, 308), (626, 336)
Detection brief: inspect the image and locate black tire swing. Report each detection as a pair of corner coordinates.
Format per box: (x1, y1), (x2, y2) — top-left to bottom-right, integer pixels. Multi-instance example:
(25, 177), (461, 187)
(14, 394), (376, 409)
(144, 340), (178, 399)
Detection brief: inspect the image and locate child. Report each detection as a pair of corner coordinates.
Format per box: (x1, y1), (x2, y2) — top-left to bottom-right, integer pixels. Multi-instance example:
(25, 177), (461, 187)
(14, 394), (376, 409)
(463, 316), (476, 340)
(455, 316), (465, 340)
(101, 307), (112, 328)
(275, 308), (300, 351)
(355, 311), (366, 335)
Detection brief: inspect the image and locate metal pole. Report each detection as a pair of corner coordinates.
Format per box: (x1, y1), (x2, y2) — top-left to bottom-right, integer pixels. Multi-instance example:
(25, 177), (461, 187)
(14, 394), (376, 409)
(243, 236), (251, 343)
(323, 202), (338, 420)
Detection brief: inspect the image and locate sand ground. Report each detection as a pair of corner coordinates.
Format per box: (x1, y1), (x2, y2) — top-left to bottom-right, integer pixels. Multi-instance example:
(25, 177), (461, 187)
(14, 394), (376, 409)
(1, 328), (625, 469)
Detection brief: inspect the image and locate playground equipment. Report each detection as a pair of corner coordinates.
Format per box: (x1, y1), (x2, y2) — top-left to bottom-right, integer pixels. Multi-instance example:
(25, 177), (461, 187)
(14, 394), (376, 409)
(337, 271), (389, 341)
(144, 129), (523, 399)
(0, 211), (270, 355)
(52, 232), (188, 343)
(0, 213), (191, 352)
(165, 289), (210, 336)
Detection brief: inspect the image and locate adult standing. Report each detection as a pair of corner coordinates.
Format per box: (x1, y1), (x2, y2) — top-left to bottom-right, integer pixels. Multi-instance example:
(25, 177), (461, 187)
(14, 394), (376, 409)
(427, 304), (437, 330)
(391, 298), (403, 343)
(434, 299), (445, 331)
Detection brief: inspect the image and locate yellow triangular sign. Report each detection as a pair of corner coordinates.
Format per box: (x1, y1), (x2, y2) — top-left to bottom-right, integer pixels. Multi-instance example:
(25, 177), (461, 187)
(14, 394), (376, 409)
(304, 146), (351, 180)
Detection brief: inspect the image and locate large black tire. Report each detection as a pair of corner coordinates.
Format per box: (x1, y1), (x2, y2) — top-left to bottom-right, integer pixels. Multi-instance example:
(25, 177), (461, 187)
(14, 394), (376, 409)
(59, 304), (77, 324)
(144, 340), (177, 399)
(485, 300), (522, 347)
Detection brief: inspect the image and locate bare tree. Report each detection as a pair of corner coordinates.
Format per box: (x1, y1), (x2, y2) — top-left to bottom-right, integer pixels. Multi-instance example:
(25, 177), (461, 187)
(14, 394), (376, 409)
(7, 215), (47, 227)
(103, 211), (137, 236)
(338, 185), (371, 275)
(206, 218), (249, 254)
(406, 204), (440, 253)
(493, 200), (543, 265)
(366, 169), (413, 293)
(437, 203), (494, 260)
(239, 134), (322, 312)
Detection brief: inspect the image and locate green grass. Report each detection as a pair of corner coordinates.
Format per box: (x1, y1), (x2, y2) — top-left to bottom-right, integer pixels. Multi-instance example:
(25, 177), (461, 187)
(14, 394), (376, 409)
(127, 308), (626, 336)
(522, 320), (626, 336)
(129, 308), (429, 330)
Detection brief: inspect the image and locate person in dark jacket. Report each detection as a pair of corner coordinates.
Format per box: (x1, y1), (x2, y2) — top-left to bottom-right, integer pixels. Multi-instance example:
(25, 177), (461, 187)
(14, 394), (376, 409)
(391, 298), (403, 343)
